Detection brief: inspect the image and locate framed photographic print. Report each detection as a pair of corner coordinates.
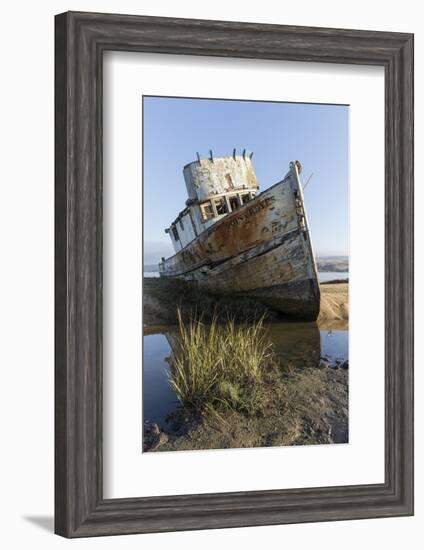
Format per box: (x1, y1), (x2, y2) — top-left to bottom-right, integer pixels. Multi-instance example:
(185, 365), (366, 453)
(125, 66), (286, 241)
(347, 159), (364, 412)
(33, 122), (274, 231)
(55, 11), (414, 537)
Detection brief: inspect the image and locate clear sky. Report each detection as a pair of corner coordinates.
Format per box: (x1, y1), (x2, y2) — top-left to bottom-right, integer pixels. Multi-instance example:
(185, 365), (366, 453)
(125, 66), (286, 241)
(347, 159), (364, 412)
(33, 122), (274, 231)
(143, 96), (348, 261)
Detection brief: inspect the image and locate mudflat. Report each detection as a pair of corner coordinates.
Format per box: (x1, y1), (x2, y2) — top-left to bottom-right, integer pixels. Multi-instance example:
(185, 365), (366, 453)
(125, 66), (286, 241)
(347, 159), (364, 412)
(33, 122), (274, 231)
(145, 365), (348, 452)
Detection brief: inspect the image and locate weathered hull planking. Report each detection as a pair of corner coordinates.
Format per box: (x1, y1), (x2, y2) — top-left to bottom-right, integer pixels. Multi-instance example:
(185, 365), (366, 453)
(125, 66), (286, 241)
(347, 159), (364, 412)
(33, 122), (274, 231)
(159, 162), (320, 321)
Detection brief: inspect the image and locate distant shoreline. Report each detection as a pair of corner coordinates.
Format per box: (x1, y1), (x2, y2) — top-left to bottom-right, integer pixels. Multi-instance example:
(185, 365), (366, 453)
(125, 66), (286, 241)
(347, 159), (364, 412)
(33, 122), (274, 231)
(320, 278), (348, 285)
(144, 270), (348, 285)
(144, 257), (349, 274)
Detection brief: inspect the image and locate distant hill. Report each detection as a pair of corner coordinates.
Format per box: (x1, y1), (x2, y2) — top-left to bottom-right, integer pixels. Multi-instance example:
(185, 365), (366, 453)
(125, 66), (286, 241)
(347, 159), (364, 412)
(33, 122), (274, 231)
(144, 264), (160, 272)
(316, 256), (348, 272)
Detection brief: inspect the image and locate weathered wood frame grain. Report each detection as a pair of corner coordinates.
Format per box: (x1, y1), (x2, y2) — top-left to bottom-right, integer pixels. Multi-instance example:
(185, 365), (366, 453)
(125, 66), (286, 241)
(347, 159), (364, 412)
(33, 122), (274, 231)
(54, 11), (414, 538)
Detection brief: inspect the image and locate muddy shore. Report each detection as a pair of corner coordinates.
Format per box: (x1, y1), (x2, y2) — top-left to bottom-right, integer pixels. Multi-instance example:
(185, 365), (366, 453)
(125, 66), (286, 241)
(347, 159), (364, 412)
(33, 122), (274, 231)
(144, 361), (348, 452)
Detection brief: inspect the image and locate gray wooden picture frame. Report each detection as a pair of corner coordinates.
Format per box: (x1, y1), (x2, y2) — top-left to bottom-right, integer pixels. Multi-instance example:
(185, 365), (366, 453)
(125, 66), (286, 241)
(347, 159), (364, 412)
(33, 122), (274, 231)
(55, 11), (414, 538)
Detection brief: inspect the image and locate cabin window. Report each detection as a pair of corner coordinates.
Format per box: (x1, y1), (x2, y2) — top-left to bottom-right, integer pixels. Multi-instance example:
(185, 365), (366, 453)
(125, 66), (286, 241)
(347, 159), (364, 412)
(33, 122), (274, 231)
(200, 201), (214, 221)
(172, 225), (180, 241)
(225, 173), (234, 188)
(240, 193), (251, 205)
(214, 197), (228, 216)
(179, 219), (184, 231)
(229, 195), (240, 212)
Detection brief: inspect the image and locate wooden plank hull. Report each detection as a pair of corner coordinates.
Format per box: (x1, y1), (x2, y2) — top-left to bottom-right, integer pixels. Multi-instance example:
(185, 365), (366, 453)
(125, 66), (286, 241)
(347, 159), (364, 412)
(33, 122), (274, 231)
(159, 168), (320, 321)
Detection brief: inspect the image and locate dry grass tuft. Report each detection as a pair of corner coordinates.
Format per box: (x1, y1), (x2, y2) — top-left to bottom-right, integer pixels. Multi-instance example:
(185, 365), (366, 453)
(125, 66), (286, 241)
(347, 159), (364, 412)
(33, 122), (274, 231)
(168, 309), (276, 416)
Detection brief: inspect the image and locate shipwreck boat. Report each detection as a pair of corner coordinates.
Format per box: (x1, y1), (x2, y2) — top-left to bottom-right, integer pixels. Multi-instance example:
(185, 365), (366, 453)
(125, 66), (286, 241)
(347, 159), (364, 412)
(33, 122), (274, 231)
(158, 150), (320, 321)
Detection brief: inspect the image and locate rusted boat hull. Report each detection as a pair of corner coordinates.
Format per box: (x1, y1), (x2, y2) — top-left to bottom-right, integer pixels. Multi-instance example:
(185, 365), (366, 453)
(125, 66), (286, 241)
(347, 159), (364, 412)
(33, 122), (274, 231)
(159, 165), (320, 321)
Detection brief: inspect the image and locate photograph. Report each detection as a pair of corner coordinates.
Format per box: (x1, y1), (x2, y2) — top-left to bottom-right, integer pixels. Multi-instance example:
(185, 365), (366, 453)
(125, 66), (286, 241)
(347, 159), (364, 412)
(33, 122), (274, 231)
(142, 96), (349, 452)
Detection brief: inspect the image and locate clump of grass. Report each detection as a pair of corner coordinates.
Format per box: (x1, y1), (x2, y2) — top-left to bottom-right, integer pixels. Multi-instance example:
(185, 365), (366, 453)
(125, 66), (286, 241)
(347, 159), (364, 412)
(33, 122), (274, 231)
(168, 309), (276, 416)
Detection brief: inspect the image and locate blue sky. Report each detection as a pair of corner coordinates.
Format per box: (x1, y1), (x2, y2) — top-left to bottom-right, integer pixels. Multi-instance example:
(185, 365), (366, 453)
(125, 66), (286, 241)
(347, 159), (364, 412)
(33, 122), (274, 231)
(143, 96), (348, 261)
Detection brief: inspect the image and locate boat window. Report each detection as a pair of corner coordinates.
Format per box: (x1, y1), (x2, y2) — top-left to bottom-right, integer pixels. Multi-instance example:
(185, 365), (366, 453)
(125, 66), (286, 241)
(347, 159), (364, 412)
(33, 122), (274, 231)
(172, 225), (180, 241)
(240, 193), (251, 205)
(200, 201), (214, 221)
(229, 195), (240, 212)
(179, 219), (184, 231)
(214, 197), (228, 215)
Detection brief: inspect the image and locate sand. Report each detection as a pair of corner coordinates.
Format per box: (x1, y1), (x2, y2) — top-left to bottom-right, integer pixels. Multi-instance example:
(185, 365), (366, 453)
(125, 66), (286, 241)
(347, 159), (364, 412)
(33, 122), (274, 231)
(318, 283), (349, 321)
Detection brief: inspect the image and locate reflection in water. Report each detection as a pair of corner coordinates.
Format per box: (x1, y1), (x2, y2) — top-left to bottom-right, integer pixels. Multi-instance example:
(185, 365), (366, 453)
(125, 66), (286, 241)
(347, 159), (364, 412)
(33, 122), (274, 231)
(267, 323), (321, 369)
(142, 334), (177, 426)
(143, 322), (348, 426)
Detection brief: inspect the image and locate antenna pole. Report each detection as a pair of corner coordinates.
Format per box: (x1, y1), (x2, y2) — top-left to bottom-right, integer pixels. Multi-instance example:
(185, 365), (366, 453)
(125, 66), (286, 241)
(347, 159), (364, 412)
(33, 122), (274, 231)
(303, 173), (314, 191)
